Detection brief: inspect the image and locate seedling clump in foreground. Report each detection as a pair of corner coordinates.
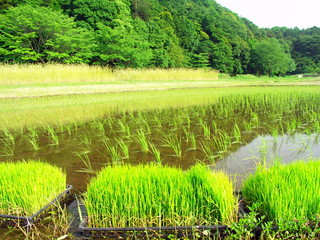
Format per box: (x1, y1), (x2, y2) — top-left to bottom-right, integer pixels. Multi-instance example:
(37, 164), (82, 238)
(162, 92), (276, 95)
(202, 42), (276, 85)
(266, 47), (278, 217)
(85, 164), (237, 228)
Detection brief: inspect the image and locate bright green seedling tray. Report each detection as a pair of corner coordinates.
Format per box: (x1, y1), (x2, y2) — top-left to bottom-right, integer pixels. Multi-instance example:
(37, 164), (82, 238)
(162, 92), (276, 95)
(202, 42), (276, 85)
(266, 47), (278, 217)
(0, 185), (73, 226)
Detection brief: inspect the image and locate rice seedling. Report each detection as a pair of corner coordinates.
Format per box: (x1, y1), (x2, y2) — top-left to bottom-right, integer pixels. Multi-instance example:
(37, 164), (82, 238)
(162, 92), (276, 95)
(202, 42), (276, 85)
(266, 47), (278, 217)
(116, 138), (130, 160)
(162, 134), (182, 157)
(93, 120), (105, 137)
(25, 127), (40, 151)
(102, 138), (123, 165)
(0, 160), (66, 216)
(242, 159), (320, 225)
(185, 131), (197, 151)
(0, 128), (15, 156)
(134, 129), (149, 152)
(199, 119), (211, 139)
(0, 138), (14, 156)
(45, 126), (59, 146)
(232, 123), (242, 144)
(74, 151), (94, 174)
(78, 132), (92, 151)
(117, 120), (131, 138)
(200, 139), (218, 163)
(1, 128), (15, 146)
(148, 141), (162, 164)
(84, 164), (237, 228)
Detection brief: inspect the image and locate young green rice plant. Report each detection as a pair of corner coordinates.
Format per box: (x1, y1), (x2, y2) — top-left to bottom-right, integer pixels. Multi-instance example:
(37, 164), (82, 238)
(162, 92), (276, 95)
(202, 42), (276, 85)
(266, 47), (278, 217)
(242, 159), (320, 226)
(92, 120), (105, 137)
(1, 128), (15, 146)
(199, 119), (211, 139)
(78, 132), (92, 152)
(0, 128), (15, 156)
(0, 160), (66, 216)
(84, 164), (237, 228)
(102, 138), (123, 165)
(134, 129), (149, 153)
(45, 126), (59, 146)
(148, 141), (162, 165)
(232, 123), (242, 144)
(200, 139), (217, 163)
(152, 115), (162, 128)
(0, 138), (14, 156)
(117, 119), (131, 139)
(258, 138), (268, 167)
(185, 131), (197, 151)
(25, 127), (40, 151)
(74, 151), (94, 174)
(116, 138), (129, 160)
(215, 130), (232, 154)
(162, 134), (182, 158)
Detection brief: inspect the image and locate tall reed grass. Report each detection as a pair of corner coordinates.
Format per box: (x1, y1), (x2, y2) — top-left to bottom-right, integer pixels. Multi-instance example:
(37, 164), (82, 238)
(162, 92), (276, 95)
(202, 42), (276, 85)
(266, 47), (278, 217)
(0, 160), (66, 216)
(0, 64), (218, 85)
(84, 164), (237, 228)
(242, 160), (320, 225)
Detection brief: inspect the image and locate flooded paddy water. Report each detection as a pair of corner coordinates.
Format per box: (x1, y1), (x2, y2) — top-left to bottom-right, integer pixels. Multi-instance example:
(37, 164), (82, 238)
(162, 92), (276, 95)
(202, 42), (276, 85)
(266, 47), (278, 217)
(0, 90), (319, 192)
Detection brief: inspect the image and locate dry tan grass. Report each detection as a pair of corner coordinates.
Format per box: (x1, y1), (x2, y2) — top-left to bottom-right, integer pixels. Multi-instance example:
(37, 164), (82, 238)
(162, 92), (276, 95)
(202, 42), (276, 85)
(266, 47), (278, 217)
(0, 64), (219, 85)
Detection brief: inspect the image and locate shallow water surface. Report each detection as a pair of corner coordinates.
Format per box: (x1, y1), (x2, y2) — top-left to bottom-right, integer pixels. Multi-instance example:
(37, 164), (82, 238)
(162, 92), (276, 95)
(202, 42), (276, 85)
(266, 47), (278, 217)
(215, 134), (320, 188)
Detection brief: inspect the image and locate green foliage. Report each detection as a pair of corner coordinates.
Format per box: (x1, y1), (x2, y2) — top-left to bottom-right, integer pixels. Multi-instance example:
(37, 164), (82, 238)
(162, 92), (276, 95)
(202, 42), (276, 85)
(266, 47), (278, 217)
(249, 39), (296, 76)
(69, 0), (132, 30)
(95, 22), (152, 67)
(0, 0), (319, 75)
(0, 5), (95, 63)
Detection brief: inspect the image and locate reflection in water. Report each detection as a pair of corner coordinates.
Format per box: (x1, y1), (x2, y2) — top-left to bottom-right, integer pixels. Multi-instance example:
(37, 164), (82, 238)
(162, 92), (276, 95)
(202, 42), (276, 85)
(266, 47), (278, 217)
(215, 134), (320, 189)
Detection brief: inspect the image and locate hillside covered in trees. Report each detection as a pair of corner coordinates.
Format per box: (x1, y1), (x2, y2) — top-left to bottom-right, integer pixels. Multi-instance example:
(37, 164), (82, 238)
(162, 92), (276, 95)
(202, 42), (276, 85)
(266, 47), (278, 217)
(0, 0), (319, 75)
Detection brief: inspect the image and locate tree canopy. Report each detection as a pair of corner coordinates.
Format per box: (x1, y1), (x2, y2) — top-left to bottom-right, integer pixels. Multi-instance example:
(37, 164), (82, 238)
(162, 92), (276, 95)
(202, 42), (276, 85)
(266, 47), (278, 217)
(0, 0), (319, 75)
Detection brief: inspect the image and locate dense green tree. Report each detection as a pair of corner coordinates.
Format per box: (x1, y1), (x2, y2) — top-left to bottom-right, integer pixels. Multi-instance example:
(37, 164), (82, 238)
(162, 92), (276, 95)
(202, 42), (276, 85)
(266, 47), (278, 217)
(94, 21), (152, 68)
(0, 0), (69, 11)
(249, 39), (296, 76)
(293, 35), (320, 73)
(69, 0), (132, 30)
(0, 0), (319, 75)
(0, 5), (95, 63)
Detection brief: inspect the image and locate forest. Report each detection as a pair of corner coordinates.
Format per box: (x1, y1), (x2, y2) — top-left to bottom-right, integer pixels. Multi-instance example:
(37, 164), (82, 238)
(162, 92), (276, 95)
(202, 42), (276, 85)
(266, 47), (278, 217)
(0, 0), (319, 76)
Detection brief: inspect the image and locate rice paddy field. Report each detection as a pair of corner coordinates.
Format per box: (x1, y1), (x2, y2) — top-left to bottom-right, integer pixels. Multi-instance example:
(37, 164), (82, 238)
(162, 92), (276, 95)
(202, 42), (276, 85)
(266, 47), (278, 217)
(0, 65), (320, 239)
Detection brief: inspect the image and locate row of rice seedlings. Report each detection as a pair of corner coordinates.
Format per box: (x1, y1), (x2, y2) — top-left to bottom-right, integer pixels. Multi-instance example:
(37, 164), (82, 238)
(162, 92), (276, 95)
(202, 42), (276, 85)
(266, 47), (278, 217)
(84, 164), (237, 228)
(1, 88), (319, 169)
(0, 160), (66, 216)
(242, 159), (320, 226)
(1, 86), (318, 131)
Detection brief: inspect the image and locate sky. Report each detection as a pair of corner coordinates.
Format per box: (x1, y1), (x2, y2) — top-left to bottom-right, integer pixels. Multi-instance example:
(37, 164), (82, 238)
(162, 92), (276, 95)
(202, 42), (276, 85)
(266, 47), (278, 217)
(215, 0), (320, 29)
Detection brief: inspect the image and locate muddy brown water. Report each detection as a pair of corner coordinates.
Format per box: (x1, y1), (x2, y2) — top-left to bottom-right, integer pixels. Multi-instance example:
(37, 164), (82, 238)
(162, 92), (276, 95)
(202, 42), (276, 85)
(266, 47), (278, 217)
(1, 117), (319, 192)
